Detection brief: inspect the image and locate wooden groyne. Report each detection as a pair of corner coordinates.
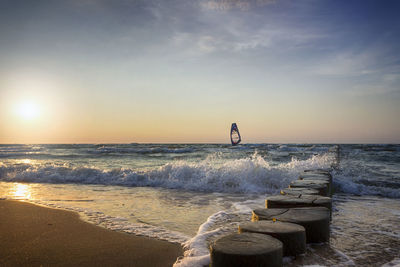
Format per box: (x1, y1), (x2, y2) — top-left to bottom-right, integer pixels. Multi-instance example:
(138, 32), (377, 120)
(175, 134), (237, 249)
(209, 145), (339, 267)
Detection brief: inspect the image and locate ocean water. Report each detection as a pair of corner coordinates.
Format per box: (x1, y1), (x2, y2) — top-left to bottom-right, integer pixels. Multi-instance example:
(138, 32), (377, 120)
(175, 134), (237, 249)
(0, 144), (399, 266)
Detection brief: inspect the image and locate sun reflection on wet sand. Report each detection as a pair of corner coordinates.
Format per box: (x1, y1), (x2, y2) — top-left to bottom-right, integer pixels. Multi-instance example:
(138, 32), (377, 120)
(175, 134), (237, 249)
(11, 183), (32, 199)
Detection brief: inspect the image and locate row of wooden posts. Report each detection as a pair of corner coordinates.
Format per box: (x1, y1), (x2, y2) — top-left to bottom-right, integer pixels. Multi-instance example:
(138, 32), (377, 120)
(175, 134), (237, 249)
(209, 146), (339, 267)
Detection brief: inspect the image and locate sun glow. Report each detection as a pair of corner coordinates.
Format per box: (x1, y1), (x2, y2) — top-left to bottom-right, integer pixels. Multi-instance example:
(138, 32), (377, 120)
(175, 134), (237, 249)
(11, 183), (32, 199)
(16, 101), (40, 120)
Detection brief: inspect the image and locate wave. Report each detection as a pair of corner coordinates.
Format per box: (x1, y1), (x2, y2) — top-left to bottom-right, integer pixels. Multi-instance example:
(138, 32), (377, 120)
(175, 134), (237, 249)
(0, 152), (333, 194)
(331, 145), (400, 198)
(0, 145), (44, 156)
(174, 211), (232, 267)
(0, 144), (199, 158)
(0, 145), (43, 152)
(88, 146), (196, 154)
(174, 196), (267, 267)
(333, 173), (400, 198)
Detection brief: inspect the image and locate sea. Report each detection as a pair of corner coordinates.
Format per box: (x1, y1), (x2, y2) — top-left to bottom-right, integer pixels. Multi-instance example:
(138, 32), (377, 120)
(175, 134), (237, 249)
(0, 144), (399, 266)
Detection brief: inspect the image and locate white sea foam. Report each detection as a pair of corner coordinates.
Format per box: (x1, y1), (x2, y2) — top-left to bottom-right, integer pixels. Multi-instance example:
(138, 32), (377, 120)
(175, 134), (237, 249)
(0, 152), (333, 194)
(173, 211), (237, 267)
(173, 196), (267, 267)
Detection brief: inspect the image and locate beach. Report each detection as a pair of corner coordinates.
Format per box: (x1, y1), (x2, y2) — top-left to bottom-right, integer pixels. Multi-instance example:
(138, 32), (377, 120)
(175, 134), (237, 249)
(0, 199), (182, 266)
(1, 144), (400, 266)
(1, 0), (399, 265)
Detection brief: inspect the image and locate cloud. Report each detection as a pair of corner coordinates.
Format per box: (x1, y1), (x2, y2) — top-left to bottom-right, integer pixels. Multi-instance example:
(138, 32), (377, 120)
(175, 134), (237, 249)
(306, 53), (376, 77)
(166, 3), (328, 57)
(346, 73), (400, 97)
(303, 46), (400, 97)
(200, 0), (276, 11)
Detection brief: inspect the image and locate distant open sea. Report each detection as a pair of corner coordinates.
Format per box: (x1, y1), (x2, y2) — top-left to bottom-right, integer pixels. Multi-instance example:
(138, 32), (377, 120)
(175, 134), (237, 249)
(1, 144), (399, 266)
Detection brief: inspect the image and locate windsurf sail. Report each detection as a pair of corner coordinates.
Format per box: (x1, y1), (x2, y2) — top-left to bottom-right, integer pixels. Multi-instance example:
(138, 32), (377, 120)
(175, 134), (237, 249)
(230, 123), (241, 146)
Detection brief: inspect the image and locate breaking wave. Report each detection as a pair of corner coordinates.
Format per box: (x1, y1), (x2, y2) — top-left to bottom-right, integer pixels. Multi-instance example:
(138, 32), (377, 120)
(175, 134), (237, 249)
(0, 152), (332, 194)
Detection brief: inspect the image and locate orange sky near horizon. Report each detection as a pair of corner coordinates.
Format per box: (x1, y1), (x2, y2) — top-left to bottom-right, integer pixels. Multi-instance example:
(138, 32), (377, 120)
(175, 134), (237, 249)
(0, 80), (398, 144)
(1, 1), (399, 144)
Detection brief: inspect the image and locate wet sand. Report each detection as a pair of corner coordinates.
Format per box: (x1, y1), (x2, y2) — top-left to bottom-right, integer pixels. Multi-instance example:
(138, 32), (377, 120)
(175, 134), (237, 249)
(0, 199), (182, 266)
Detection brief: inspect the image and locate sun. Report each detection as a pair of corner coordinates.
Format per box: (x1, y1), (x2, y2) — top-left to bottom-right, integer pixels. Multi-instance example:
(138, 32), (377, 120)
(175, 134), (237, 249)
(16, 101), (40, 120)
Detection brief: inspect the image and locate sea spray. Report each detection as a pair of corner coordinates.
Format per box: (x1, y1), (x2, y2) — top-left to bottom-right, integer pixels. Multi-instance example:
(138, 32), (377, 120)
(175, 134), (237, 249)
(173, 211), (241, 267)
(0, 151), (333, 194)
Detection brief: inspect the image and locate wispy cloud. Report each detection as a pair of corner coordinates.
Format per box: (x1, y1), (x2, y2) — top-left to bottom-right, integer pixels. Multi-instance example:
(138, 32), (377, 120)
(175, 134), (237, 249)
(167, 6), (328, 57)
(306, 52), (376, 77)
(347, 73), (400, 96)
(200, 0), (276, 11)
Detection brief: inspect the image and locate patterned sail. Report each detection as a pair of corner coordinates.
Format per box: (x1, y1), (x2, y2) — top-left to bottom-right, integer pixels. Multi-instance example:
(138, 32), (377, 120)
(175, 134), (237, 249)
(230, 123), (241, 146)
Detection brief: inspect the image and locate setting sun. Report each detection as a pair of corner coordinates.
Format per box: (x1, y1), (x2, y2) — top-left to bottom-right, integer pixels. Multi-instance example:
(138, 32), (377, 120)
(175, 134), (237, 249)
(16, 101), (40, 120)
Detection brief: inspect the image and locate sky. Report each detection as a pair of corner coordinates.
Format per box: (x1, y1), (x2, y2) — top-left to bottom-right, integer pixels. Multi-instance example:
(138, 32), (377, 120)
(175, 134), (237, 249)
(0, 0), (399, 143)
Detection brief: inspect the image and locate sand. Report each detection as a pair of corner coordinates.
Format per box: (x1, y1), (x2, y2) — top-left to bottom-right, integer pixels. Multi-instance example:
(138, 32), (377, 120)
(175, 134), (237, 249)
(0, 199), (182, 267)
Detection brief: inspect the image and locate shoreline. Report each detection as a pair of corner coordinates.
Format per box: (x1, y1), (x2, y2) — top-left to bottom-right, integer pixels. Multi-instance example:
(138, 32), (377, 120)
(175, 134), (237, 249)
(0, 199), (183, 266)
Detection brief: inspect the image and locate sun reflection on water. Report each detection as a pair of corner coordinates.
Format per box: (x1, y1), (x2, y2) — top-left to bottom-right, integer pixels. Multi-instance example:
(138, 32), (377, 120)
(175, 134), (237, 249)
(18, 159), (32, 164)
(11, 183), (32, 199)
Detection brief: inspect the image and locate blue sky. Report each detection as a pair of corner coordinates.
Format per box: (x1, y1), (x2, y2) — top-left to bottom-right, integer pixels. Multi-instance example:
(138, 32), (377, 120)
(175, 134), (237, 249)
(0, 0), (399, 143)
